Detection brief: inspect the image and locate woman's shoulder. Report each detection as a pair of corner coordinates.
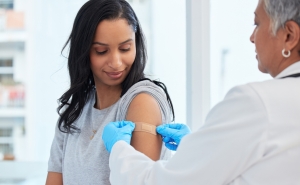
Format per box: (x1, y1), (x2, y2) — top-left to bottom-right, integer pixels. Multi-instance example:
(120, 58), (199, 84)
(121, 80), (168, 104)
(126, 79), (163, 91)
(117, 80), (171, 122)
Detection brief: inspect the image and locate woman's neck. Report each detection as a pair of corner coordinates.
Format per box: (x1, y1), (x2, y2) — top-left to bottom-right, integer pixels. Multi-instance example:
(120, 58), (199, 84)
(271, 57), (300, 77)
(94, 83), (122, 110)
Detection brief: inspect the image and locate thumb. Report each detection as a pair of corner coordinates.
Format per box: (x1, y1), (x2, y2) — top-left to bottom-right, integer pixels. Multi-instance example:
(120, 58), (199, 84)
(114, 121), (135, 128)
(157, 126), (181, 139)
(121, 122), (135, 133)
(165, 143), (178, 151)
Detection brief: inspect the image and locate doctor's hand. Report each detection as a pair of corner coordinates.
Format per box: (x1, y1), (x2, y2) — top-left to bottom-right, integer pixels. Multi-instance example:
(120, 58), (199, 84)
(102, 121), (135, 153)
(156, 124), (191, 151)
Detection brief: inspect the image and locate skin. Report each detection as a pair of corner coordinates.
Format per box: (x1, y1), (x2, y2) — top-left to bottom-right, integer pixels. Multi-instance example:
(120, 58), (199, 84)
(46, 173), (63, 185)
(126, 93), (163, 161)
(250, 0), (300, 77)
(46, 18), (162, 184)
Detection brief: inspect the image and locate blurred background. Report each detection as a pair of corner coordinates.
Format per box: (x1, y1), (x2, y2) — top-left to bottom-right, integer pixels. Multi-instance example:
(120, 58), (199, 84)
(0, 0), (270, 184)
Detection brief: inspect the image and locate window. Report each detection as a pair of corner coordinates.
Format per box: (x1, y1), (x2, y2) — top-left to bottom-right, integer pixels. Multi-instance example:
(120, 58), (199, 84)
(0, 128), (13, 137)
(0, 144), (13, 155)
(0, 0), (13, 10)
(0, 59), (13, 67)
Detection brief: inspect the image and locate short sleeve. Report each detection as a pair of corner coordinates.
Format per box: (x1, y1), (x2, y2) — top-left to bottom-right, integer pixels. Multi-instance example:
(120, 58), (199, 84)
(116, 80), (172, 123)
(48, 122), (66, 173)
(115, 80), (173, 160)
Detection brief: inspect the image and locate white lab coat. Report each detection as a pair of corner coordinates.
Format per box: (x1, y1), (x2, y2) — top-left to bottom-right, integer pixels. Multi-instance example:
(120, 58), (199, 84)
(109, 62), (300, 185)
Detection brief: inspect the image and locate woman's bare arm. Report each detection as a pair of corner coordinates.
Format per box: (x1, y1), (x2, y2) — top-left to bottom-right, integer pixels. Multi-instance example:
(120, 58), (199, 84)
(126, 93), (163, 161)
(45, 172), (63, 185)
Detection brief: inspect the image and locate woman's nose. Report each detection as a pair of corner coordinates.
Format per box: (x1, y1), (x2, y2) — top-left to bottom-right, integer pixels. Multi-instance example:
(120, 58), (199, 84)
(250, 31), (255, 43)
(108, 53), (122, 69)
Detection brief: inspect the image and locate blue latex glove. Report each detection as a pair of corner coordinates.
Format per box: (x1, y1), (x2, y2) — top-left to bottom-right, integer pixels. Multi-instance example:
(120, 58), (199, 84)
(102, 121), (135, 153)
(156, 123), (191, 151)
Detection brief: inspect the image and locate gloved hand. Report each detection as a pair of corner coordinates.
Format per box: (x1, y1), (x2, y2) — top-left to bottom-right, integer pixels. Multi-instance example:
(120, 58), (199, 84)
(156, 123), (191, 151)
(102, 121), (135, 153)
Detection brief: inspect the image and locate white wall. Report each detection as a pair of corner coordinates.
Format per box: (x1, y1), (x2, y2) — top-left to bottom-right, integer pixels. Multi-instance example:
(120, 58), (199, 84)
(210, 0), (271, 107)
(150, 0), (186, 123)
(13, 0), (26, 11)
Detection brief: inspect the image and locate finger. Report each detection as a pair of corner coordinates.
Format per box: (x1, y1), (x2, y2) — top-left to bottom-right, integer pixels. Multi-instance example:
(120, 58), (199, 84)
(162, 123), (185, 130)
(163, 136), (173, 143)
(103, 123), (117, 134)
(165, 142), (177, 151)
(156, 124), (185, 134)
(125, 121), (135, 129)
(110, 121), (121, 127)
(122, 122), (135, 133)
(157, 126), (181, 139)
(120, 121), (135, 128)
(163, 136), (170, 143)
(111, 121), (135, 128)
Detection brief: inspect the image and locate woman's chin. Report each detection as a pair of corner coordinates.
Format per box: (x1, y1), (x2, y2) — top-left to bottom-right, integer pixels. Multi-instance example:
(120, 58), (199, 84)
(258, 65), (268, 74)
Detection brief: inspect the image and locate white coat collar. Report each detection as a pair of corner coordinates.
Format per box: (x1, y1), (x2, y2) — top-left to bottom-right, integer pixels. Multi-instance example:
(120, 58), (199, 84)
(275, 61), (300, 79)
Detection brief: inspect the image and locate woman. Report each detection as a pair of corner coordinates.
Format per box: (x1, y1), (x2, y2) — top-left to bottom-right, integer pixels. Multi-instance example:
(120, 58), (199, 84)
(46, 0), (174, 184)
(102, 0), (300, 184)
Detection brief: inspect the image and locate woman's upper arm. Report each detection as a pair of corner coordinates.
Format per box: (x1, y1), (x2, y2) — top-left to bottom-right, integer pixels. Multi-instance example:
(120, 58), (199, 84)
(47, 123), (65, 183)
(126, 93), (163, 161)
(46, 172), (63, 185)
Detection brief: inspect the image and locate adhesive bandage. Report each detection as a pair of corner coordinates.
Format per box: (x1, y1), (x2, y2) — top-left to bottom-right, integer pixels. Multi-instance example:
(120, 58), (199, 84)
(133, 122), (157, 135)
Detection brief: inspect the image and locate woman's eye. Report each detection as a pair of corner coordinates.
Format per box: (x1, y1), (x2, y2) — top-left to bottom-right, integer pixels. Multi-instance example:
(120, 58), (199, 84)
(96, 50), (107, 55)
(120, 48), (130, 52)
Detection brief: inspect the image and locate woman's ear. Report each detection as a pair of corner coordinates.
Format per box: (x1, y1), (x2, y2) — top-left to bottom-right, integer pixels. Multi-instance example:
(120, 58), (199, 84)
(284, 20), (300, 51)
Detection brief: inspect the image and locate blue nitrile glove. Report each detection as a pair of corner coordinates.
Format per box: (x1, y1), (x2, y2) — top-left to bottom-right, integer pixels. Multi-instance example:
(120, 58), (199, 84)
(156, 123), (191, 151)
(102, 121), (135, 153)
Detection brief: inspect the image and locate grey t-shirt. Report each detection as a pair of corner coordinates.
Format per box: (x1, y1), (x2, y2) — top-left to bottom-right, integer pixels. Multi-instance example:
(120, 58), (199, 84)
(48, 80), (172, 185)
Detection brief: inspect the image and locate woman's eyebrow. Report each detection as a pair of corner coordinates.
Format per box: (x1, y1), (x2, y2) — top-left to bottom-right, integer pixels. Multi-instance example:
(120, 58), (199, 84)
(92, 42), (108, 46)
(119, 39), (133, 45)
(92, 39), (133, 46)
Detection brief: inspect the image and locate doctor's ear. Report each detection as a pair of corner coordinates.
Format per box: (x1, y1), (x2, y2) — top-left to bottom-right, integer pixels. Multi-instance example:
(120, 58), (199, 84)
(283, 20), (300, 52)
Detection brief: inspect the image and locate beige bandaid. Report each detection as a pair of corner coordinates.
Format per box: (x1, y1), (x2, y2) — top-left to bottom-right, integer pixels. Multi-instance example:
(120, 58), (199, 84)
(134, 122), (157, 135)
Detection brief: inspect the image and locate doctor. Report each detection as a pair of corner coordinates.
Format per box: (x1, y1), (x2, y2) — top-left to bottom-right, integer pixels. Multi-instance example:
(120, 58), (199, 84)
(102, 0), (300, 184)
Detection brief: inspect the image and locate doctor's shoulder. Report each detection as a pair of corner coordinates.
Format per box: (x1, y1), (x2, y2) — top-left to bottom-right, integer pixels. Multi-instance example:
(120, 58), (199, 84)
(212, 77), (300, 125)
(245, 77), (300, 103)
(223, 77), (295, 103)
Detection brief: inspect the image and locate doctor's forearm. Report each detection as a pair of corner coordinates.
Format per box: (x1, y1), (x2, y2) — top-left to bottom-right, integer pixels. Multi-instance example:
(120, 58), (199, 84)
(109, 141), (159, 185)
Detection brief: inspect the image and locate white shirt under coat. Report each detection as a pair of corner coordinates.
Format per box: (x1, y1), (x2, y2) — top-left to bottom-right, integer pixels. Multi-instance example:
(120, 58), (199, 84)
(109, 62), (300, 185)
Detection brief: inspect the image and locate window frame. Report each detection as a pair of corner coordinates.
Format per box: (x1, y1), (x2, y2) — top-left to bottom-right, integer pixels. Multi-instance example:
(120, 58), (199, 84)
(186, 0), (210, 130)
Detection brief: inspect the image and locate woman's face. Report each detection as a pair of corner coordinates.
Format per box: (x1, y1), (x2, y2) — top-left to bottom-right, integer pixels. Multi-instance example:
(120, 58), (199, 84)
(250, 0), (285, 76)
(90, 19), (136, 88)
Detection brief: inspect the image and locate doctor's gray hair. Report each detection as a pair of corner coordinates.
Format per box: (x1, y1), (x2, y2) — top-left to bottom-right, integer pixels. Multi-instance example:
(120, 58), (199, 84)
(263, 0), (300, 35)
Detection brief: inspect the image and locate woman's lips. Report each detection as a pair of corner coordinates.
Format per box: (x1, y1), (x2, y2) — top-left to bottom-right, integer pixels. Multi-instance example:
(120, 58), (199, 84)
(105, 71), (124, 79)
